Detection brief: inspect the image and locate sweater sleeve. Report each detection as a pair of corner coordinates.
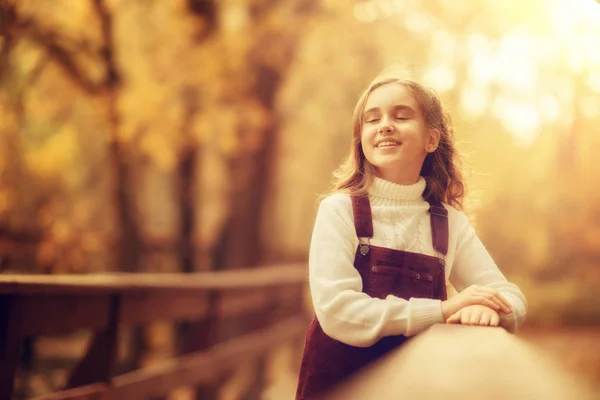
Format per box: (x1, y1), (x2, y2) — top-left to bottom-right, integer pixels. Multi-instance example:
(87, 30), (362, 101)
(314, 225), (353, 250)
(449, 209), (528, 332)
(308, 194), (444, 347)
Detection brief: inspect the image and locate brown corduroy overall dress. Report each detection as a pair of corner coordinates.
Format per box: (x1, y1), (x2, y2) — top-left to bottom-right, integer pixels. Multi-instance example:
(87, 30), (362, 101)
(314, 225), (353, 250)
(295, 195), (449, 400)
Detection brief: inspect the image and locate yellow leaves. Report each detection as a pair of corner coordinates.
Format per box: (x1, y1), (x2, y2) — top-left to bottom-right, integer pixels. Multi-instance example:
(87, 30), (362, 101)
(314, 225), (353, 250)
(119, 81), (167, 134)
(218, 129), (241, 157)
(37, 201), (107, 272)
(0, 191), (12, 215)
(80, 233), (103, 253)
(221, 3), (250, 33)
(192, 113), (215, 145)
(115, 0), (199, 89)
(24, 62), (80, 127)
(140, 131), (176, 171)
(25, 125), (78, 178)
(121, 83), (180, 170)
(118, 82), (182, 173)
(51, 220), (71, 245)
(17, 0), (103, 48)
(212, 106), (241, 156)
(238, 99), (272, 153)
(36, 240), (56, 268)
(193, 99), (272, 158)
(10, 39), (46, 81)
(0, 147), (5, 177)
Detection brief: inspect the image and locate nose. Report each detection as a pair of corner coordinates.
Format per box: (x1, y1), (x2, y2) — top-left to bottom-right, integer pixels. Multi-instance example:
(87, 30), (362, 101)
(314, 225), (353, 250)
(378, 122), (394, 135)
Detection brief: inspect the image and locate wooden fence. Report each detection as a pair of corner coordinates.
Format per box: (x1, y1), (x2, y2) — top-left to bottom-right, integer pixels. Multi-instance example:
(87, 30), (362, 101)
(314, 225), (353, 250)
(0, 264), (308, 400)
(5, 266), (597, 400)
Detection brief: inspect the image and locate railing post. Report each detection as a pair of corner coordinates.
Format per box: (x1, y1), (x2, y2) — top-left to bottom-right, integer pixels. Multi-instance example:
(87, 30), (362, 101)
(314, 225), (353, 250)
(66, 294), (121, 388)
(243, 287), (278, 400)
(0, 294), (22, 400)
(178, 291), (221, 400)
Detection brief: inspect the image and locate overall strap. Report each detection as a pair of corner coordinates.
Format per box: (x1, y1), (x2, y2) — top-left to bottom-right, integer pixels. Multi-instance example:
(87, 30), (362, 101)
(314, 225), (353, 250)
(351, 195), (373, 238)
(427, 198), (449, 255)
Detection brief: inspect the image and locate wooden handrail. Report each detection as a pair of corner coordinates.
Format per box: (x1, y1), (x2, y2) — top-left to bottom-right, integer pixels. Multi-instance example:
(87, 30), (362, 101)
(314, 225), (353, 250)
(324, 324), (597, 400)
(0, 263), (307, 294)
(0, 264), (309, 400)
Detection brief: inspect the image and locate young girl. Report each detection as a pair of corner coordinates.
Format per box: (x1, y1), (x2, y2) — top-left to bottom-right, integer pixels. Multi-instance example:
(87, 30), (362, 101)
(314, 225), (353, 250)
(295, 71), (527, 399)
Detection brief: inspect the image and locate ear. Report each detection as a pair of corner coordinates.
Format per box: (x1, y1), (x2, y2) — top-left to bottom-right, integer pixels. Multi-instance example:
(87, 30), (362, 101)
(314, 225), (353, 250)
(426, 128), (441, 153)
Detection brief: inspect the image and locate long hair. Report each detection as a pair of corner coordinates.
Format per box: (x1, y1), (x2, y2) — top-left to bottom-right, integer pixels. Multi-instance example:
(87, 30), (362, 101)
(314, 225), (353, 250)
(331, 73), (466, 210)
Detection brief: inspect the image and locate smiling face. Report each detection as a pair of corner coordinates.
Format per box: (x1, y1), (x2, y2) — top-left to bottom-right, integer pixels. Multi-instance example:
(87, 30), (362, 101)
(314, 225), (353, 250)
(360, 82), (438, 185)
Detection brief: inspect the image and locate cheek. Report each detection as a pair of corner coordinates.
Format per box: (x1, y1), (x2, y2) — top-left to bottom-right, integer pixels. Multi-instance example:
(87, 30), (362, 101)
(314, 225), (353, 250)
(360, 138), (369, 158)
(360, 129), (369, 148)
(360, 130), (374, 160)
(406, 124), (428, 145)
(361, 125), (379, 144)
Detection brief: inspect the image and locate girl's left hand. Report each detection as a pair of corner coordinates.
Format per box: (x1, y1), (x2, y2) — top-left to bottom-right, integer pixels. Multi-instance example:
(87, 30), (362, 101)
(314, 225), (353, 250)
(446, 304), (500, 326)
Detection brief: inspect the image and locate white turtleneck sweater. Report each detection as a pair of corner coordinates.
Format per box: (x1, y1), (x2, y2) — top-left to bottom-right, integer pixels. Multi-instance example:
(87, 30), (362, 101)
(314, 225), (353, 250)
(308, 176), (527, 347)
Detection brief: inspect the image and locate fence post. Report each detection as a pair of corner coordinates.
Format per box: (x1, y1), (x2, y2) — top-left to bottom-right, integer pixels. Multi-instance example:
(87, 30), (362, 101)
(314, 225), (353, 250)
(0, 294), (22, 400)
(178, 291), (221, 400)
(66, 294), (121, 388)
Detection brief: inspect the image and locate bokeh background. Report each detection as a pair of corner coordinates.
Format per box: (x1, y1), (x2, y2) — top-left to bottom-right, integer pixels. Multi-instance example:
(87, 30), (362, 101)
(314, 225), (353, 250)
(1, 0), (600, 398)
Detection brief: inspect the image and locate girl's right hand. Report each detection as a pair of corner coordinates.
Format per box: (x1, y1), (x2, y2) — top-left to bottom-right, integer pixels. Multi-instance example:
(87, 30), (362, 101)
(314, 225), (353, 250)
(441, 285), (512, 321)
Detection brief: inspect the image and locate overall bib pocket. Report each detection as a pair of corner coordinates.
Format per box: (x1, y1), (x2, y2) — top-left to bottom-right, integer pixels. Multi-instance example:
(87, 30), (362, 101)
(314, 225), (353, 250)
(367, 262), (434, 299)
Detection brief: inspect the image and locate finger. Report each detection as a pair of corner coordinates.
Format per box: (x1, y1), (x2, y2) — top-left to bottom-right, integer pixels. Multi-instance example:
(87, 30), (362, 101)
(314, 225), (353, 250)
(494, 293), (513, 313)
(490, 313), (500, 327)
(470, 297), (501, 311)
(491, 297), (511, 314)
(485, 298), (502, 311)
(479, 312), (491, 326)
(461, 311), (471, 325)
(477, 287), (512, 312)
(469, 310), (482, 325)
(475, 285), (498, 294)
(475, 290), (511, 313)
(447, 312), (461, 324)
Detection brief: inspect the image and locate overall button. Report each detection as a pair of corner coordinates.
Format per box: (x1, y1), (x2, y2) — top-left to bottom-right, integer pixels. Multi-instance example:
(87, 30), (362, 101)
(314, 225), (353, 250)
(415, 273), (420, 280)
(427, 275), (433, 281)
(359, 244), (370, 256)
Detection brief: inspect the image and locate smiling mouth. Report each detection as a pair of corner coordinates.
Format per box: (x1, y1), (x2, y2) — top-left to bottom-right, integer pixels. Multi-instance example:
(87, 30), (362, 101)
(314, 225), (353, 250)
(376, 140), (401, 148)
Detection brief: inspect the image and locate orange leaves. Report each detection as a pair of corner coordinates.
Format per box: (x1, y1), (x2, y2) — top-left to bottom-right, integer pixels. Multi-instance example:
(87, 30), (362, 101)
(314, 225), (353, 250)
(140, 131), (177, 170)
(24, 125), (78, 178)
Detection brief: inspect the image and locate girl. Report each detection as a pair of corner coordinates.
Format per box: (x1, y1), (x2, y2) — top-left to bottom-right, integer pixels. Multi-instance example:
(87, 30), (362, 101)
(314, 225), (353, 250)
(295, 71), (527, 399)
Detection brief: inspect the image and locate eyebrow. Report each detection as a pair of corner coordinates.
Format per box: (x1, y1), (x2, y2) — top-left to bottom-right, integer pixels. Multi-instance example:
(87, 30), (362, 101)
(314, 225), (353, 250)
(362, 104), (415, 116)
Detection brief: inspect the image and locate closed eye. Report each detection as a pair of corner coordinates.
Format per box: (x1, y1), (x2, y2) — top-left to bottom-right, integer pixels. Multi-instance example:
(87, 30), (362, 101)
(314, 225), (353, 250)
(366, 118), (380, 123)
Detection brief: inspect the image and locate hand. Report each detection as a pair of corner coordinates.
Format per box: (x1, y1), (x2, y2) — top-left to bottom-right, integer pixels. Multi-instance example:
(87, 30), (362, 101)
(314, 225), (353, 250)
(446, 304), (500, 326)
(441, 285), (512, 320)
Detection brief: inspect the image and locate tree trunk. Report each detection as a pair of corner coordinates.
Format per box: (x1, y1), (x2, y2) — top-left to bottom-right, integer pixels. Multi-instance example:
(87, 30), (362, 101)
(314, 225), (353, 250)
(177, 87), (200, 273)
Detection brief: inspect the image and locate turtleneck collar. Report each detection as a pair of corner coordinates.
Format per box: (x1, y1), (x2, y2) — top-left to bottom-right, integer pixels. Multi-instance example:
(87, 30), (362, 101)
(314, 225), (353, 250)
(369, 176), (427, 202)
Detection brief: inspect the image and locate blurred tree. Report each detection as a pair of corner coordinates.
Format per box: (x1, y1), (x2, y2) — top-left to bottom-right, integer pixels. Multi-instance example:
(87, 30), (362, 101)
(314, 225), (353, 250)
(1, 0), (600, 396)
(1, 0), (141, 275)
(211, 0), (318, 271)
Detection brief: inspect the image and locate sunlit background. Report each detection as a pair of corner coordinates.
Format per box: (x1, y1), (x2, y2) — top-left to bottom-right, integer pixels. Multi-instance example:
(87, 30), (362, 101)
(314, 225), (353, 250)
(1, 0), (599, 398)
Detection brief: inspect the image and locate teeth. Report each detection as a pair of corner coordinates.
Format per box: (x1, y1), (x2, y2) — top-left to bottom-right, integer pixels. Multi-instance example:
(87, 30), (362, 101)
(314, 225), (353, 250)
(377, 141), (399, 148)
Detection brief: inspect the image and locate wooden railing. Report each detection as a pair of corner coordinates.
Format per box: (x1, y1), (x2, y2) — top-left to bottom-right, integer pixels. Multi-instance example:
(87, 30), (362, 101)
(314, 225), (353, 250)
(324, 323), (598, 400)
(0, 264), (308, 400)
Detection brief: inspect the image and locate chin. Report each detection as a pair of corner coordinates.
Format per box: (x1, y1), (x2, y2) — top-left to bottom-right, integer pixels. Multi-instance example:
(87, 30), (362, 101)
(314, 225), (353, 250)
(372, 158), (402, 170)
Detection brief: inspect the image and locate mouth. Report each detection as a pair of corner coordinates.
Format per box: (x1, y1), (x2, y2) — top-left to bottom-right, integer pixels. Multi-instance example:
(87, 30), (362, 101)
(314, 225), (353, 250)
(375, 140), (401, 148)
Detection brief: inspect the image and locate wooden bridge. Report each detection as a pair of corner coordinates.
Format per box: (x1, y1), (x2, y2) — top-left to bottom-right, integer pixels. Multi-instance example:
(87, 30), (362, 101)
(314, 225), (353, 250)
(0, 266), (598, 400)
(0, 265), (307, 400)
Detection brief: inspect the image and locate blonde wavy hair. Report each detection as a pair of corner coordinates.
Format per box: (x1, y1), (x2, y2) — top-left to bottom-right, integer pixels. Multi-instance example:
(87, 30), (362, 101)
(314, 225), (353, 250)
(331, 72), (466, 210)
